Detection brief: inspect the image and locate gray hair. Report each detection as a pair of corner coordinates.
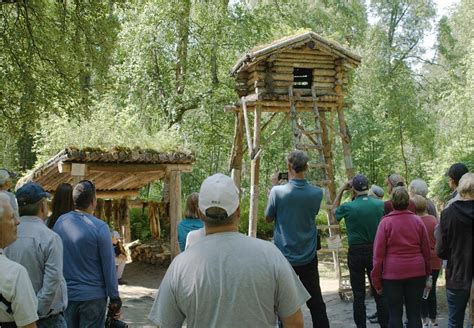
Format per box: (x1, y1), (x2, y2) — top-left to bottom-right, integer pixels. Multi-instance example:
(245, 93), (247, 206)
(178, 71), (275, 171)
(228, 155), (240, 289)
(202, 207), (237, 227)
(369, 185), (384, 199)
(458, 173), (474, 199)
(409, 179), (428, 198)
(0, 193), (11, 219)
(287, 150), (309, 173)
(19, 199), (44, 217)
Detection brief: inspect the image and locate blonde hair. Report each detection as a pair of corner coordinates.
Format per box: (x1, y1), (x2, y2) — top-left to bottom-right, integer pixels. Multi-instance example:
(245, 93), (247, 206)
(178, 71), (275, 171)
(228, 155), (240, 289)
(458, 173), (474, 200)
(411, 194), (427, 215)
(184, 192), (201, 219)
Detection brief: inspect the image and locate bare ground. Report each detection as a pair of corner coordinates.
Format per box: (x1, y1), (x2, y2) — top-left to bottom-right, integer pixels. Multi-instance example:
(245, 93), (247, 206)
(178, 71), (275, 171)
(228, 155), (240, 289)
(118, 261), (449, 327)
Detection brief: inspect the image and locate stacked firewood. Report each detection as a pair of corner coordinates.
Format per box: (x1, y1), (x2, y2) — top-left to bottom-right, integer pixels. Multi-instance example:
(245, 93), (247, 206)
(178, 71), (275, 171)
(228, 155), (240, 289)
(129, 240), (170, 266)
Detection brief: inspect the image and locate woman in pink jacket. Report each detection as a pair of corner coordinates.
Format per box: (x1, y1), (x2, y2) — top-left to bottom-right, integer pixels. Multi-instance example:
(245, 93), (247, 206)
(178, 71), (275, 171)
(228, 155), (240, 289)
(371, 187), (432, 328)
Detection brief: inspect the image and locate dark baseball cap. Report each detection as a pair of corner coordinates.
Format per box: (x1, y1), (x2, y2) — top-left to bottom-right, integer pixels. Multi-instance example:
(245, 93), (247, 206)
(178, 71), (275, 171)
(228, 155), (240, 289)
(352, 174), (369, 192)
(16, 182), (51, 206)
(446, 163), (469, 184)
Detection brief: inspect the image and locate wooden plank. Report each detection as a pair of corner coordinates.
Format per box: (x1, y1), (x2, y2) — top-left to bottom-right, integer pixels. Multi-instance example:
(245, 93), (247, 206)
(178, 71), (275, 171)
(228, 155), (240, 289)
(272, 81), (292, 87)
(271, 73), (294, 81)
(169, 170), (181, 259)
(242, 97), (254, 157)
(274, 60), (335, 67)
(276, 52), (334, 60)
(274, 58), (333, 65)
(96, 190), (140, 199)
(313, 69), (336, 76)
(335, 65), (354, 179)
(313, 76), (336, 83)
(229, 111), (245, 190)
(248, 104), (261, 238)
(59, 162), (191, 173)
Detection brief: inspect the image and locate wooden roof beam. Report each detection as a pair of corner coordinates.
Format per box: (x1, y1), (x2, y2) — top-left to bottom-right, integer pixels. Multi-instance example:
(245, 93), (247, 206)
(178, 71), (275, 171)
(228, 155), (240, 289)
(57, 162), (193, 174)
(96, 190), (140, 199)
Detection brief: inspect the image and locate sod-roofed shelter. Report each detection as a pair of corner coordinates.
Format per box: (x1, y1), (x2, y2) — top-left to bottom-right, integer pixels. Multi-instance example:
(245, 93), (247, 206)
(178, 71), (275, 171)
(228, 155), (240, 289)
(17, 147), (195, 258)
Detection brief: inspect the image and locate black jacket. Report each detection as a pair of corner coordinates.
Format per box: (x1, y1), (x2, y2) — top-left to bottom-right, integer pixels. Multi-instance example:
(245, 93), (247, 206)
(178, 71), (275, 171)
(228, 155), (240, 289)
(436, 200), (473, 290)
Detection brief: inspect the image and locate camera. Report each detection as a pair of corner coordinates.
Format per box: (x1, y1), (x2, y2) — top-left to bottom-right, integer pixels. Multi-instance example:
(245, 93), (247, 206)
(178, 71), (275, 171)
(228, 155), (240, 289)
(105, 308), (128, 328)
(278, 172), (288, 180)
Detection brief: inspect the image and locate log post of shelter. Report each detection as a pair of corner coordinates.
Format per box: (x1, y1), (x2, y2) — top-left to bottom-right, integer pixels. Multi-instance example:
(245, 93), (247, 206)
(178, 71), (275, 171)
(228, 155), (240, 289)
(168, 170), (182, 258)
(225, 31), (361, 299)
(118, 197), (131, 243)
(335, 60), (354, 179)
(229, 110), (245, 189)
(248, 103), (262, 237)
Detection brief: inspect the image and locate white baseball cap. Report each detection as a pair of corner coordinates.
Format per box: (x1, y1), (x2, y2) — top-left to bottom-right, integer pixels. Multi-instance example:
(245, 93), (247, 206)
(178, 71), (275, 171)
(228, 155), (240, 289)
(199, 173), (239, 219)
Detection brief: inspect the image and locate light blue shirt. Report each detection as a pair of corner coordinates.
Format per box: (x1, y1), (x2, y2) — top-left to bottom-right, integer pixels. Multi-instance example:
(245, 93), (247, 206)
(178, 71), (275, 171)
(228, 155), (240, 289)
(53, 211), (119, 301)
(265, 179), (323, 266)
(5, 216), (68, 318)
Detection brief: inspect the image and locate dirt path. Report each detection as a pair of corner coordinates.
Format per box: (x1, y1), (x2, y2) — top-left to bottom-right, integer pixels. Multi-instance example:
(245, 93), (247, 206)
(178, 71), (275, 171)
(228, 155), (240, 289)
(118, 262), (449, 327)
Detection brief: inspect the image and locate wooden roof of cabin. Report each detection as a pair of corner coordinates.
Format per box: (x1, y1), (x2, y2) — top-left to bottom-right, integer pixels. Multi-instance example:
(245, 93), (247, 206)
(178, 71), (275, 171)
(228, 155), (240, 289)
(17, 148), (194, 198)
(231, 31), (361, 75)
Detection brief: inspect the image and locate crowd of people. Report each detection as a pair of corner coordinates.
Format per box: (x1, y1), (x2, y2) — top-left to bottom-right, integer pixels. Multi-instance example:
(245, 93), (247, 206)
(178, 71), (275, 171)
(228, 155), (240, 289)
(0, 174), (123, 328)
(0, 152), (472, 328)
(152, 153), (472, 328)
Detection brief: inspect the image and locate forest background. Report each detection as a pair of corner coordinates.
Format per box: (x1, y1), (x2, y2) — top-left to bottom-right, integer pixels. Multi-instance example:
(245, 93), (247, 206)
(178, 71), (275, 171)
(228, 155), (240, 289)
(1, 0), (473, 238)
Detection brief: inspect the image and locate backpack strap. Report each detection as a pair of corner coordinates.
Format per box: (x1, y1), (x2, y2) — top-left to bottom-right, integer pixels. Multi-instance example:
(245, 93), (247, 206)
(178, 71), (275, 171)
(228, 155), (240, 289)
(0, 293), (13, 314)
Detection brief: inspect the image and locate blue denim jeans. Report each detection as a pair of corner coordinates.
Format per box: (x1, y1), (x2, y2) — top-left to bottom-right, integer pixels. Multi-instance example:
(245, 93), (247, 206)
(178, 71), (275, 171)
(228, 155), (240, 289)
(37, 313), (67, 328)
(446, 288), (470, 328)
(65, 298), (107, 328)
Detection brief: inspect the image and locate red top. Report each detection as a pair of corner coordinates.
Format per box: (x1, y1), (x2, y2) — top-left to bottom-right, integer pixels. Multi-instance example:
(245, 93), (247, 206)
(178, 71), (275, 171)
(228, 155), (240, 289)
(371, 210), (431, 290)
(420, 215), (442, 270)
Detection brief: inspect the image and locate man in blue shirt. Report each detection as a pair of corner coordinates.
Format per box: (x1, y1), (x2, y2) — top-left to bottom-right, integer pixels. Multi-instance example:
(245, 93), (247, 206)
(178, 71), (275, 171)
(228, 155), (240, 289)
(54, 180), (121, 328)
(265, 150), (329, 328)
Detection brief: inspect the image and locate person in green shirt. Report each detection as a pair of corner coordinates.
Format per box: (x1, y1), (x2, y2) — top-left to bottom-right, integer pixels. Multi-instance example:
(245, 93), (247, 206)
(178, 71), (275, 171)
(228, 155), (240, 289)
(333, 174), (388, 328)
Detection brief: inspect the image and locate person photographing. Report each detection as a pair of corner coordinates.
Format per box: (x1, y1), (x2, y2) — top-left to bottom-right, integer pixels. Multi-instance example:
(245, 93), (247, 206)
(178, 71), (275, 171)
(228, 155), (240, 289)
(265, 150), (329, 328)
(333, 174), (388, 328)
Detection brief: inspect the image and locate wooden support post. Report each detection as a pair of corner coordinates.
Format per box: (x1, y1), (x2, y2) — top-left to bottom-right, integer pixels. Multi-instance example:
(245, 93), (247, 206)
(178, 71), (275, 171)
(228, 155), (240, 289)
(319, 111), (337, 204)
(334, 64), (354, 179)
(229, 111), (244, 189)
(248, 104), (261, 238)
(118, 197), (131, 243)
(337, 107), (354, 179)
(169, 170), (182, 259)
(242, 97), (253, 157)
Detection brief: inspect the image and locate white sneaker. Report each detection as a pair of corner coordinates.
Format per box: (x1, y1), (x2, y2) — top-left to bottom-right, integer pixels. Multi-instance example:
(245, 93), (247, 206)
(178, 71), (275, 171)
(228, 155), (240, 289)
(422, 322), (430, 328)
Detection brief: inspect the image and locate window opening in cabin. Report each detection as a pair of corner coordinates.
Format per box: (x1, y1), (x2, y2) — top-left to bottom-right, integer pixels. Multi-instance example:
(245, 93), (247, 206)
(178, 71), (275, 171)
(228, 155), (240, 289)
(293, 68), (313, 89)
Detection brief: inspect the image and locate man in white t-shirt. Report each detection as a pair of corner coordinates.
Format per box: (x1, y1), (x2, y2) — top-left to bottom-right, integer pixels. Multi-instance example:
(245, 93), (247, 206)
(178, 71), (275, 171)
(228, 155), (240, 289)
(184, 227), (205, 250)
(0, 193), (38, 328)
(149, 173), (310, 328)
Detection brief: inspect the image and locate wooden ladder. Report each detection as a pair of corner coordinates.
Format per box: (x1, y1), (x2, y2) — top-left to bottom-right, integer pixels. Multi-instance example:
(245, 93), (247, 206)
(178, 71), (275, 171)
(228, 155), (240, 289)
(288, 85), (341, 279)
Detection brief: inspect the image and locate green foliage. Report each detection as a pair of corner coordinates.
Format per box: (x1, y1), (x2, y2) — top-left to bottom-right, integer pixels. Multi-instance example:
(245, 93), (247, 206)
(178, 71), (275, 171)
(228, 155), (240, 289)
(130, 208), (152, 241)
(0, 1), (119, 133)
(33, 98), (189, 164)
(1, 0), (473, 235)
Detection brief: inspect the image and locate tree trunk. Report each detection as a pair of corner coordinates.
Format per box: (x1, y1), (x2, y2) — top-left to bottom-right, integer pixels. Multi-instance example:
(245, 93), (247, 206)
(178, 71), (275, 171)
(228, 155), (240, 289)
(175, 0), (191, 95)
